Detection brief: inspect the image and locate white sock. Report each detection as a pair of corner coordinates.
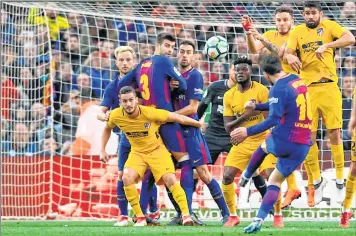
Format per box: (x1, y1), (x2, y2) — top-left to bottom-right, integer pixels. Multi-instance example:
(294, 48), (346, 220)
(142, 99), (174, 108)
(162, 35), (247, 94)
(336, 179), (344, 185)
(230, 214), (237, 216)
(274, 212), (282, 216)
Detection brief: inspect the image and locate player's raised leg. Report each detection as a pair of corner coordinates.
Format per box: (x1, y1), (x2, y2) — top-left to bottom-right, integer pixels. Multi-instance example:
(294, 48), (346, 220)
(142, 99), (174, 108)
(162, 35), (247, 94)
(260, 157), (284, 228)
(241, 142), (309, 234)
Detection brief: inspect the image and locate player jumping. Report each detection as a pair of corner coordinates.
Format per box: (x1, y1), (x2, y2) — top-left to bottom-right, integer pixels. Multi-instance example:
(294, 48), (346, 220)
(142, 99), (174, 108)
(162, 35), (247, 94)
(170, 40), (230, 225)
(234, 54), (312, 234)
(97, 46), (158, 226)
(284, 1), (355, 205)
(244, 7), (302, 208)
(100, 86), (199, 226)
(221, 56), (283, 228)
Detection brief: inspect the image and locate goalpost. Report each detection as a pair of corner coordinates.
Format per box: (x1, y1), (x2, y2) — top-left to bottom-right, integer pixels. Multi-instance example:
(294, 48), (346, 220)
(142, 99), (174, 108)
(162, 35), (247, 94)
(1, 0), (355, 221)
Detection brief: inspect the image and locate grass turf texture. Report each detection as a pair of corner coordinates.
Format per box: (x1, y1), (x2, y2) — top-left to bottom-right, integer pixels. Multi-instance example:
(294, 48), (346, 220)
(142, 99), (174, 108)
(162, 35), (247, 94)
(2, 221), (355, 236)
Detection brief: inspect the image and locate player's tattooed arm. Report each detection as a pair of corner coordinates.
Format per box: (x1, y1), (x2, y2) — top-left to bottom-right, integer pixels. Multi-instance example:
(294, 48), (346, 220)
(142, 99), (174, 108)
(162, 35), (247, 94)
(256, 36), (280, 55)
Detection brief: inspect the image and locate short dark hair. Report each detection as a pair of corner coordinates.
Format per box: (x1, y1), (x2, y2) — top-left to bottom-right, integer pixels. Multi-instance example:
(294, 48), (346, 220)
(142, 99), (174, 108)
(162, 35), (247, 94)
(233, 55), (252, 67)
(156, 33), (175, 45)
(303, 1), (322, 11)
(179, 40), (195, 52)
(258, 54), (282, 75)
(274, 6), (294, 17)
(119, 86), (136, 96)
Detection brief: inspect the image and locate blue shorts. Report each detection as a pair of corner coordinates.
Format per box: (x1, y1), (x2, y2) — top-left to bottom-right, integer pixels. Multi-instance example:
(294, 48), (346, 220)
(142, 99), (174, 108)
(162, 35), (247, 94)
(266, 136), (310, 177)
(160, 122), (186, 153)
(118, 133), (131, 171)
(182, 126), (212, 167)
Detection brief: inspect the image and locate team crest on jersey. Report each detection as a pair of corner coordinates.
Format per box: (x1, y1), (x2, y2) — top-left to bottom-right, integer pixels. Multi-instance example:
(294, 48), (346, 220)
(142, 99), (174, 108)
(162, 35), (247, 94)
(317, 28), (323, 36)
(144, 122), (151, 129)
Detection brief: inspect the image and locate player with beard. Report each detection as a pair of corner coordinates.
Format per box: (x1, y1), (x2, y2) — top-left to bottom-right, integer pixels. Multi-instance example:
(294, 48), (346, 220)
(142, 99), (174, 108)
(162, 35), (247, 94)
(222, 56), (283, 228)
(284, 1), (355, 206)
(244, 7), (302, 208)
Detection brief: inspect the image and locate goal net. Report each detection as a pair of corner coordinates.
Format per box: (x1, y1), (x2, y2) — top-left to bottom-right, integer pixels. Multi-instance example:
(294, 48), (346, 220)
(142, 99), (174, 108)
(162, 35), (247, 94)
(1, 0), (355, 221)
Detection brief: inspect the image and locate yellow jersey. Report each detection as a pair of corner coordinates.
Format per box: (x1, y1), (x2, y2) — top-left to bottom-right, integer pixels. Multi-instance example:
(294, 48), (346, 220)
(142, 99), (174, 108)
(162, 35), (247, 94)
(263, 30), (295, 74)
(223, 81), (269, 143)
(286, 20), (346, 85)
(107, 105), (170, 154)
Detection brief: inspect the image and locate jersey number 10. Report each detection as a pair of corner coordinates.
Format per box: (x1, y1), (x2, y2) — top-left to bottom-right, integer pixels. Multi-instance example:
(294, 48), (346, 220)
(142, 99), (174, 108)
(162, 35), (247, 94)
(296, 92), (312, 121)
(140, 74), (150, 100)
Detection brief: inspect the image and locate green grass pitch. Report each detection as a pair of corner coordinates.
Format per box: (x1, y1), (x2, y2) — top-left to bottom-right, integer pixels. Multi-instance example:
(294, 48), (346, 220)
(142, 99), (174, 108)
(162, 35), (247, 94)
(1, 220), (355, 236)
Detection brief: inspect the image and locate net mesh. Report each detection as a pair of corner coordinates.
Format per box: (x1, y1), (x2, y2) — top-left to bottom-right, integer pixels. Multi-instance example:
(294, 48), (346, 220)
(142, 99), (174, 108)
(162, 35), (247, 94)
(1, 0), (355, 220)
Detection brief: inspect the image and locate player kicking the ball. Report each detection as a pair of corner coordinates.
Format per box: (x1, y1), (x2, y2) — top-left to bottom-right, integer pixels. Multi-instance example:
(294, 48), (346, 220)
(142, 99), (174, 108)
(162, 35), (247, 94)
(244, 7), (302, 208)
(222, 56), (283, 228)
(233, 54), (312, 233)
(100, 86), (200, 226)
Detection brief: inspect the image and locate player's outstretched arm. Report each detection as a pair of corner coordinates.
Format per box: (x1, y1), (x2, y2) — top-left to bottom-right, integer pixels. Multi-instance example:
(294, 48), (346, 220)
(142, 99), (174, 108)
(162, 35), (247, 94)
(167, 112), (201, 128)
(118, 66), (137, 89)
(325, 30), (355, 49)
(175, 99), (200, 116)
(100, 124), (112, 163)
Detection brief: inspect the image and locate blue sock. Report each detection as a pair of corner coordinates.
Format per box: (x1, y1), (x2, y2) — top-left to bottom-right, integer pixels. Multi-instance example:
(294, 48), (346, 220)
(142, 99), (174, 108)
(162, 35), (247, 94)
(245, 146), (268, 179)
(257, 185), (280, 220)
(140, 170), (152, 214)
(149, 183), (158, 213)
(117, 180), (128, 216)
(180, 160), (194, 214)
(207, 178), (229, 217)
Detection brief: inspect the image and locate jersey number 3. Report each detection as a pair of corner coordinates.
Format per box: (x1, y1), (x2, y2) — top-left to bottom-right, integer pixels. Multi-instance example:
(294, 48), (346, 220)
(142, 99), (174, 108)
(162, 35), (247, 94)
(140, 74), (150, 100)
(296, 92), (312, 121)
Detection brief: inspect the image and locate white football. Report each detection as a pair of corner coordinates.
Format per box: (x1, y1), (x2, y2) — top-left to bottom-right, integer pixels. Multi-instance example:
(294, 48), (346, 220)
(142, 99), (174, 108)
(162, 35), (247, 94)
(204, 36), (229, 60)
